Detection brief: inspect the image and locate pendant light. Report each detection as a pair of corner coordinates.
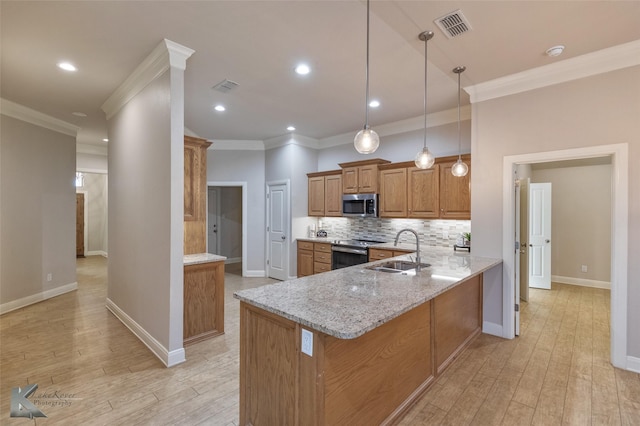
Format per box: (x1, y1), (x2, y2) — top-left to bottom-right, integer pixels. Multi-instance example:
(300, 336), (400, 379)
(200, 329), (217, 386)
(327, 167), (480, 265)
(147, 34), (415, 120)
(354, 0), (380, 154)
(415, 31), (435, 169)
(451, 66), (469, 177)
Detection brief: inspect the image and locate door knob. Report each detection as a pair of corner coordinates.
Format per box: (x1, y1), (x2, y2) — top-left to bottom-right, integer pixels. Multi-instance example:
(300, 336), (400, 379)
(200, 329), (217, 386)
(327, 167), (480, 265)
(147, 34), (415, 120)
(545, 239), (550, 243)
(281, 235), (286, 240)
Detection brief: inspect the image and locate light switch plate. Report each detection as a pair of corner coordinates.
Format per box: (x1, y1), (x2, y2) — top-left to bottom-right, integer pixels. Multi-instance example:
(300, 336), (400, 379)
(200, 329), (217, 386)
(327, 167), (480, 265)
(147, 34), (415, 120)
(301, 329), (313, 356)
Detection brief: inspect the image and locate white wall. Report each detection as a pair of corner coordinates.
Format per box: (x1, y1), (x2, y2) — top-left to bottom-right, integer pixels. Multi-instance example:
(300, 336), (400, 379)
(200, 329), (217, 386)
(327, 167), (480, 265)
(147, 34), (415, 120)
(77, 152), (108, 173)
(207, 149), (266, 275)
(471, 65), (640, 356)
(0, 115), (77, 311)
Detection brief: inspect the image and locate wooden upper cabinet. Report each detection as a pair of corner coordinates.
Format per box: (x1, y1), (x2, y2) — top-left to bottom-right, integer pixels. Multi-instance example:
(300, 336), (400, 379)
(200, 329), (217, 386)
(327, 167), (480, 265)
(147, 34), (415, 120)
(439, 156), (471, 220)
(308, 176), (325, 216)
(307, 170), (342, 217)
(324, 174), (343, 217)
(184, 135), (212, 254)
(379, 168), (407, 218)
(408, 166), (440, 219)
(339, 159), (390, 194)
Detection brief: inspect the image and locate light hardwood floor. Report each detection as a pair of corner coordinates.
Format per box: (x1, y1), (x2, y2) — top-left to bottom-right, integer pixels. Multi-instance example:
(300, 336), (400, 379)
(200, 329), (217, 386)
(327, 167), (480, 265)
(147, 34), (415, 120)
(1, 257), (638, 425)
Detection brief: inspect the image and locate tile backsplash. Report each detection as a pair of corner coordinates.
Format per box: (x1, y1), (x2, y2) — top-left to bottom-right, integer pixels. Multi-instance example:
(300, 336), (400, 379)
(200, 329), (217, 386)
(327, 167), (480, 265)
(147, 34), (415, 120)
(315, 217), (470, 248)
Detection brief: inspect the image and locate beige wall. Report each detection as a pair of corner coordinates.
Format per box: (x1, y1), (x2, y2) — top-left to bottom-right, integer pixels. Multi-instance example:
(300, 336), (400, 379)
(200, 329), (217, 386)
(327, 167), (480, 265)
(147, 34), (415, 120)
(531, 163), (611, 283)
(471, 65), (640, 356)
(0, 115), (77, 308)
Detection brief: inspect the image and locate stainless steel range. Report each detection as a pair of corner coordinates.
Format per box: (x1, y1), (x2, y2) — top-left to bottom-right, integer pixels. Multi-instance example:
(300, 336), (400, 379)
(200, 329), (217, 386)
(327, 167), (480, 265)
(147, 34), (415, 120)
(331, 239), (386, 270)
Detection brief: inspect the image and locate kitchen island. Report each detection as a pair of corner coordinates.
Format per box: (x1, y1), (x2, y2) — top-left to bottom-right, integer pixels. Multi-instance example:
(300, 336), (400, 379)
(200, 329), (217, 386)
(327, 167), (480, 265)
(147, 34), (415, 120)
(234, 248), (502, 425)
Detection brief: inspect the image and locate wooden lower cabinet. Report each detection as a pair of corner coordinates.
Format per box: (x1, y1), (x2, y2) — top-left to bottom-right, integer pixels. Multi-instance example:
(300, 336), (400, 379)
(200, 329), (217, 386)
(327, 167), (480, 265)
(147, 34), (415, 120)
(183, 260), (225, 345)
(239, 275), (482, 425)
(297, 241), (314, 277)
(368, 247), (414, 261)
(297, 241), (332, 277)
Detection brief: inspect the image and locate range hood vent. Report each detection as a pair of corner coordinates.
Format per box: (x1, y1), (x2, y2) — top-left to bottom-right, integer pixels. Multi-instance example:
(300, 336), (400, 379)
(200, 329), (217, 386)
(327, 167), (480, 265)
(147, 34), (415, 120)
(212, 79), (239, 93)
(434, 9), (472, 39)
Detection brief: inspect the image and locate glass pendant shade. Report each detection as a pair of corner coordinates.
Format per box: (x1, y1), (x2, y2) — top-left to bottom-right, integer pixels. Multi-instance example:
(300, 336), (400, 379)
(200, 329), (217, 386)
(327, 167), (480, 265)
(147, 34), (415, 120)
(415, 146), (435, 169)
(354, 126), (380, 154)
(451, 157), (469, 177)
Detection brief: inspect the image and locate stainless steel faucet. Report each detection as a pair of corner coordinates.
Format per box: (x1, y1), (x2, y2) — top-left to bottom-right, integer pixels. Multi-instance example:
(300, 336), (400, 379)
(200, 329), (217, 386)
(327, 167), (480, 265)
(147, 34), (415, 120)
(394, 228), (421, 271)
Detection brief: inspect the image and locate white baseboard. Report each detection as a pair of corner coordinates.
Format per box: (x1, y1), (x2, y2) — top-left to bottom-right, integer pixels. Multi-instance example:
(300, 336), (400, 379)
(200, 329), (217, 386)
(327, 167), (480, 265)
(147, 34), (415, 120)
(224, 257), (242, 264)
(552, 275), (610, 290)
(245, 269), (266, 278)
(86, 250), (108, 258)
(0, 282), (78, 315)
(105, 298), (185, 367)
(627, 356), (640, 373)
(483, 321), (504, 338)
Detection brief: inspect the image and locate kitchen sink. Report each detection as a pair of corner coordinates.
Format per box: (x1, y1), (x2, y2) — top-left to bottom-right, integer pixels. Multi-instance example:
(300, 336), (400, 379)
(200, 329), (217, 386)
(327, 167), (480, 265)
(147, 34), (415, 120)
(366, 260), (431, 274)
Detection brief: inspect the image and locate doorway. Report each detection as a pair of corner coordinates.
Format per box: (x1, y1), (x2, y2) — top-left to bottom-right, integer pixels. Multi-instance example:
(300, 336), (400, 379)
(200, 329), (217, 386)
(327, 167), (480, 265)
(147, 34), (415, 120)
(266, 180), (290, 281)
(76, 192), (87, 257)
(503, 143), (628, 369)
(207, 182), (247, 276)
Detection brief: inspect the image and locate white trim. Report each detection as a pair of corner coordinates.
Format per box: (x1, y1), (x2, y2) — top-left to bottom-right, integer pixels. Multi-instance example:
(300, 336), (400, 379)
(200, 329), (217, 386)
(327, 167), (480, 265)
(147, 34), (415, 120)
(105, 298), (186, 367)
(482, 321), (503, 337)
(244, 269), (266, 278)
(76, 143), (108, 156)
(264, 134), (319, 150)
(503, 143), (628, 370)
(77, 167), (108, 175)
(209, 140), (265, 151)
(627, 356), (640, 374)
(101, 39), (194, 119)
(0, 98), (79, 137)
(207, 181), (248, 277)
(0, 282), (78, 315)
(551, 275), (610, 290)
(86, 250), (108, 257)
(224, 257), (242, 264)
(468, 40), (640, 103)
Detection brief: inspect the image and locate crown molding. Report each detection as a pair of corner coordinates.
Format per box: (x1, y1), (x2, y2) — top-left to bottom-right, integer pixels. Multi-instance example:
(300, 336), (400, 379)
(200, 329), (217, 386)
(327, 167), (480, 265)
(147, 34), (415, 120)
(467, 39), (640, 104)
(1, 98), (79, 137)
(264, 133), (319, 150)
(318, 106), (470, 149)
(209, 140), (265, 151)
(76, 143), (108, 156)
(101, 39), (194, 120)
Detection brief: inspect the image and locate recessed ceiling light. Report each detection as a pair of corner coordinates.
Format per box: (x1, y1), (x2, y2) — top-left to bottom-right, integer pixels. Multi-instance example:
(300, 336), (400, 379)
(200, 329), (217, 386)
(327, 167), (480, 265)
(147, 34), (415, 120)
(545, 45), (565, 57)
(369, 100), (380, 108)
(295, 63), (310, 75)
(57, 61), (77, 72)
(214, 105), (226, 112)
(72, 112), (87, 117)
(102, 138), (109, 142)
(287, 126), (296, 131)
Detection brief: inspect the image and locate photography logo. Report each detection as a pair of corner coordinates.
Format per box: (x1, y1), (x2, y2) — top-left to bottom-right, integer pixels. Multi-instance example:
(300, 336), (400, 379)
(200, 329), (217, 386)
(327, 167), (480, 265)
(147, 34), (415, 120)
(11, 384), (47, 418)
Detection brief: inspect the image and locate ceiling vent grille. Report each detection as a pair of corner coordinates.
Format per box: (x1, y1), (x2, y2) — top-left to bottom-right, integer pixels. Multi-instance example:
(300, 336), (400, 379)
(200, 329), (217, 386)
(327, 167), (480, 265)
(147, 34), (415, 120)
(434, 9), (472, 39)
(212, 79), (239, 93)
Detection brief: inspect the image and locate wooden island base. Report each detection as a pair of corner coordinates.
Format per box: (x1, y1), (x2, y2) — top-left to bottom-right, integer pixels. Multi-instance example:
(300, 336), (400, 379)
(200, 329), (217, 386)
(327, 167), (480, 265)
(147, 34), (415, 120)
(239, 274), (482, 425)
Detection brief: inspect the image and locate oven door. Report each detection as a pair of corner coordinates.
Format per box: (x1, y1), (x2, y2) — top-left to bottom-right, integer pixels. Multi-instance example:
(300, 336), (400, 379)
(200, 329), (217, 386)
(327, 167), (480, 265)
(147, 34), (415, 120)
(331, 246), (368, 270)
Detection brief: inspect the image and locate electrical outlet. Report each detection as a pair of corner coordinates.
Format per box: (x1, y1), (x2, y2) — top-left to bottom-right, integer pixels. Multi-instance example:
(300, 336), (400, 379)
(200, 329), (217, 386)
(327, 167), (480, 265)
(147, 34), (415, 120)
(581, 265), (588, 273)
(301, 329), (313, 356)
(443, 230), (449, 239)
(47, 273), (52, 282)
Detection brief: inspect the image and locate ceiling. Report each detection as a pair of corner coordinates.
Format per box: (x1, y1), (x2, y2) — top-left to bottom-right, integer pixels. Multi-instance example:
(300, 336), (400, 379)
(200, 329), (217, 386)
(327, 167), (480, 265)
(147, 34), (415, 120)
(2, 1), (639, 147)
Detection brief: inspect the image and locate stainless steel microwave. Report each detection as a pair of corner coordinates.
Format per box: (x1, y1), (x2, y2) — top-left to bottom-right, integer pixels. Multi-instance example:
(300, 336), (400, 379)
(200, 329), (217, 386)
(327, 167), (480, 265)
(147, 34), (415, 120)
(342, 194), (378, 217)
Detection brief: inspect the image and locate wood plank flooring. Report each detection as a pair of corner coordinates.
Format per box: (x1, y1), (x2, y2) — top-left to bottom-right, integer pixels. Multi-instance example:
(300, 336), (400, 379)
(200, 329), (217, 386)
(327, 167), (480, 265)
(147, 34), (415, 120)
(1, 257), (638, 425)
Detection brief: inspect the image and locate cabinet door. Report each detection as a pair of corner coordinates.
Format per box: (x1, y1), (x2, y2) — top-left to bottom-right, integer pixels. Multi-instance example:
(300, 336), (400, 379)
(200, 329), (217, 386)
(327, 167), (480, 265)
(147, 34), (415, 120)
(379, 168), (407, 218)
(358, 165), (378, 193)
(297, 248), (314, 277)
(440, 161), (471, 219)
(408, 166), (440, 219)
(342, 167), (359, 194)
(184, 142), (199, 221)
(369, 248), (394, 261)
(308, 176), (325, 217)
(325, 174), (343, 217)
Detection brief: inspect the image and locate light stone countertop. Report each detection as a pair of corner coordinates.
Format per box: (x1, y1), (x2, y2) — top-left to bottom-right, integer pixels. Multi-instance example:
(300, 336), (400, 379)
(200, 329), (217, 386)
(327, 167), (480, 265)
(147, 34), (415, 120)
(234, 247), (502, 340)
(183, 253), (227, 266)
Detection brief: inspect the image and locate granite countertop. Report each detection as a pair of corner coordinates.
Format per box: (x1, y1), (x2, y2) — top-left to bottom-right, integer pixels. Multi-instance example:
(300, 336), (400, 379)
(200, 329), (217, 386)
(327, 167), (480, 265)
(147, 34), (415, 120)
(183, 253), (227, 266)
(234, 247), (502, 340)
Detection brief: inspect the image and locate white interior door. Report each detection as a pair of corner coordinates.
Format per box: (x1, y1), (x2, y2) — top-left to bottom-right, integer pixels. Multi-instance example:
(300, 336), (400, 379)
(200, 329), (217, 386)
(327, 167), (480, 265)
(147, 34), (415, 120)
(267, 182), (289, 280)
(514, 179), (521, 336)
(529, 182), (552, 290)
(519, 178), (530, 302)
(207, 187), (220, 254)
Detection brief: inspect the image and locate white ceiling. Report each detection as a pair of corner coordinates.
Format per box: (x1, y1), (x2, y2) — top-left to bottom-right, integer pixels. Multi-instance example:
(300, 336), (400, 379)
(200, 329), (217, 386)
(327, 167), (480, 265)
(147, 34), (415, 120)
(2, 1), (639, 147)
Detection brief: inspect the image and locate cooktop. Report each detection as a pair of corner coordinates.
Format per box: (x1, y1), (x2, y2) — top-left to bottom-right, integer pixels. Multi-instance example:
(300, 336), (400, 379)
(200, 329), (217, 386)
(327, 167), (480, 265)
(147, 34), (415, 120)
(332, 239), (386, 248)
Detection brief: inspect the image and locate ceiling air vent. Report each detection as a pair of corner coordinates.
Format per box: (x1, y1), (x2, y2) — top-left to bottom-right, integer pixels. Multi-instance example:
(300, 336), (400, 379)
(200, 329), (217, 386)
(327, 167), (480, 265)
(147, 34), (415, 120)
(212, 79), (239, 93)
(434, 9), (472, 39)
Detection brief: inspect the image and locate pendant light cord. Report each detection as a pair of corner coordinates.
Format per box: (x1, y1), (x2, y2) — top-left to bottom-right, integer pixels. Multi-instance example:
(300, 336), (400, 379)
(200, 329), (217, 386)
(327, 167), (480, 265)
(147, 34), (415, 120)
(364, 0), (371, 129)
(457, 69), (461, 159)
(423, 33), (428, 149)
